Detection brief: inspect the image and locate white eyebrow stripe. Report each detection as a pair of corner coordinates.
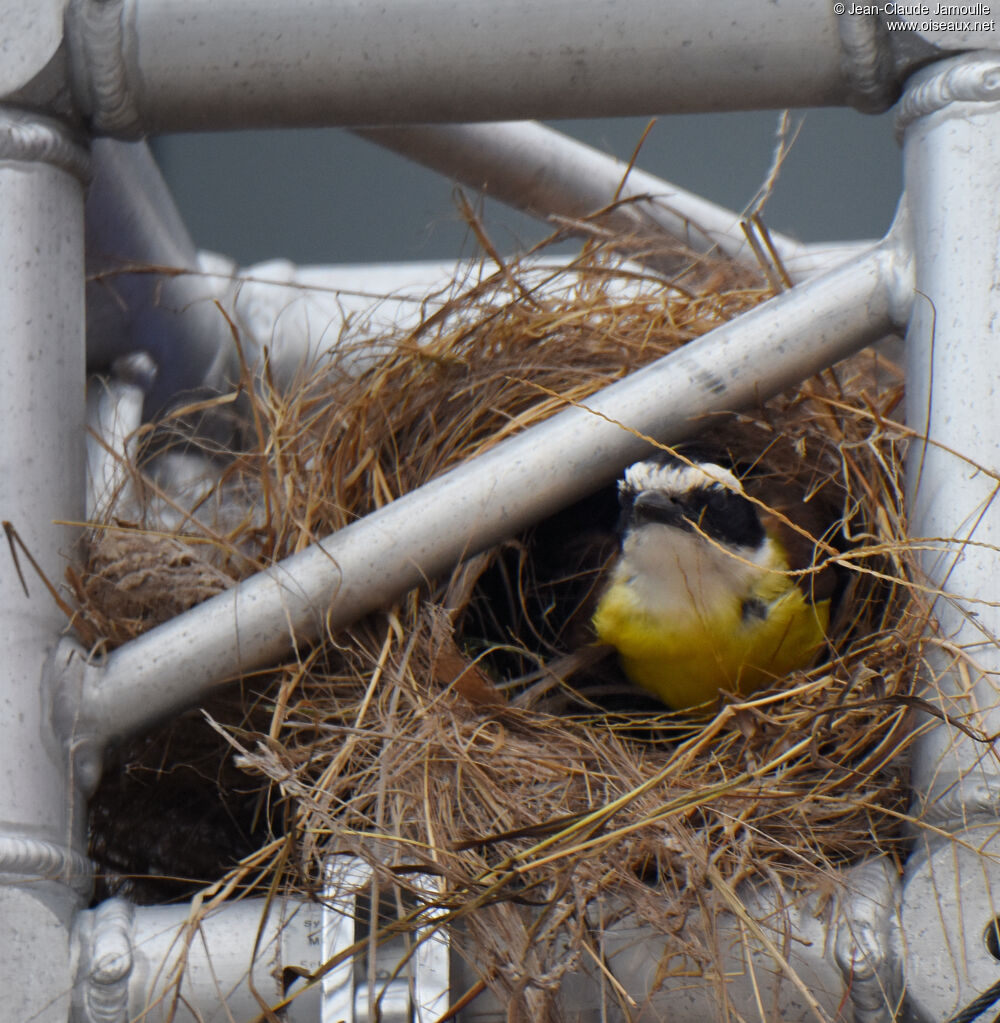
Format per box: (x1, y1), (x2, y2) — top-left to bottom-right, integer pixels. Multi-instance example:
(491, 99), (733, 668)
(622, 460), (744, 496)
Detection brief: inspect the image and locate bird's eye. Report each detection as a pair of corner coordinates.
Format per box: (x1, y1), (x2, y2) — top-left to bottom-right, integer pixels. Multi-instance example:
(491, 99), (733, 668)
(698, 487), (765, 547)
(702, 489), (741, 524)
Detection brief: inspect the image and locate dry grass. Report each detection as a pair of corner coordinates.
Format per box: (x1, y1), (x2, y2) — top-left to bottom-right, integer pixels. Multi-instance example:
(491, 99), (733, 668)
(76, 228), (938, 1018)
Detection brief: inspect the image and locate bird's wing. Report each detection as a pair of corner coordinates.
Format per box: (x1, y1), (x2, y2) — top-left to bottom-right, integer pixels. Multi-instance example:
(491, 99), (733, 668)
(754, 485), (838, 605)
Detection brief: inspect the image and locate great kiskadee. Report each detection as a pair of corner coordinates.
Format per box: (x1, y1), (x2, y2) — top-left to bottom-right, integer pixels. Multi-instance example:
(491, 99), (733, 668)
(592, 453), (833, 711)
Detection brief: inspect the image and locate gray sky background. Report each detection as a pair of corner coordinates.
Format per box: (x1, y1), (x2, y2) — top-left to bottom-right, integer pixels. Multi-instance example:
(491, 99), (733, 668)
(151, 108), (902, 268)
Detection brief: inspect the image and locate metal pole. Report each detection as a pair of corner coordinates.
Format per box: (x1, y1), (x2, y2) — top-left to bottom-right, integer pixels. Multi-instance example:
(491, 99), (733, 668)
(357, 121), (873, 281)
(899, 51), (1000, 818)
(0, 107), (91, 1023)
(65, 0), (887, 138)
(60, 237), (912, 748)
(895, 51), (1000, 1021)
(85, 139), (238, 417)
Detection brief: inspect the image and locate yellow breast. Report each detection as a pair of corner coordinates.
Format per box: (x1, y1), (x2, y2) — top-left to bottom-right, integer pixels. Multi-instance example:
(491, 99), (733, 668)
(593, 575), (829, 711)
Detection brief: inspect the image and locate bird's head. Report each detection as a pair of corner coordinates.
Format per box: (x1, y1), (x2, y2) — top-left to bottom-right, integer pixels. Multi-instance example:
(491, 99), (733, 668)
(618, 454), (766, 553)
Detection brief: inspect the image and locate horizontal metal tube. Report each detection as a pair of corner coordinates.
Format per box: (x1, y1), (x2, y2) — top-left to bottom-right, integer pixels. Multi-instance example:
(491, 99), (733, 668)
(71, 0), (865, 137)
(72, 898), (323, 1023)
(72, 857), (899, 1022)
(357, 121), (871, 281)
(70, 238), (910, 745)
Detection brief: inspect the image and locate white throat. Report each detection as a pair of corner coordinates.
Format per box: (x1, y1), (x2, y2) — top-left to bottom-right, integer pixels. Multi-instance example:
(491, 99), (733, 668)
(616, 523), (778, 620)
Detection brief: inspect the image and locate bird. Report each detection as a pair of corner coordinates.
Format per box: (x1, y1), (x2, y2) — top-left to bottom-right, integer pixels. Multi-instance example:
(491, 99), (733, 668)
(591, 452), (834, 711)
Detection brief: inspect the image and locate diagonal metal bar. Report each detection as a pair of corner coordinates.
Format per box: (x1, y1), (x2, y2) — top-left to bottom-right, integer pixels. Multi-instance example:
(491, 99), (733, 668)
(85, 139), (238, 417)
(62, 234), (912, 748)
(356, 121), (873, 281)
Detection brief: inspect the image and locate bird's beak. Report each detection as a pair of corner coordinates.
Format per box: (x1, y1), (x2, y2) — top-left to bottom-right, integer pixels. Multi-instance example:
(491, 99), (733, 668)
(630, 490), (683, 528)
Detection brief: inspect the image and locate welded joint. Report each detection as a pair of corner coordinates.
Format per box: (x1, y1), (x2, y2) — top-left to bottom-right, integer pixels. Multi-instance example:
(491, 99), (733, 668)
(65, 0), (143, 139)
(834, 858), (903, 1023)
(837, 12), (900, 113)
(72, 898), (135, 1023)
(874, 202), (915, 332)
(0, 835), (94, 899)
(895, 50), (1000, 141)
(909, 768), (1000, 832)
(47, 636), (108, 798)
(0, 105), (90, 180)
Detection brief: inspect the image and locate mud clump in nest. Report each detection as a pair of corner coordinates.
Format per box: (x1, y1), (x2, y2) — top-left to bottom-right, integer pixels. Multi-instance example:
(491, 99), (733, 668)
(77, 241), (926, 1016)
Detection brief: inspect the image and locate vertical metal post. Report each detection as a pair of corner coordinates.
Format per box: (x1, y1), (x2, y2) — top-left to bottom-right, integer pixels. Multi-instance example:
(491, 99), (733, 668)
(899, 52), (1000, 814)
(0, 108), (90, 1021)
(897, 52), (1000, 1019)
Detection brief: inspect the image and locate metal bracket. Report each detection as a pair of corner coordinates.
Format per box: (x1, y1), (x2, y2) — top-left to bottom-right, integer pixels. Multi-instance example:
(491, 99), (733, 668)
(323, 857), (450, 1023)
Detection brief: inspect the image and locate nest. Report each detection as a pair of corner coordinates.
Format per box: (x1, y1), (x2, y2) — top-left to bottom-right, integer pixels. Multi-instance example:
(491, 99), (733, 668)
(76, 230), (931, 1018)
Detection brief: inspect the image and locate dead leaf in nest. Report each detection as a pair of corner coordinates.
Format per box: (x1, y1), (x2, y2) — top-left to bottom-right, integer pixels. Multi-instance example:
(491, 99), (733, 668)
(433, 633), (506, 709)
(427, 601), (505, 708)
